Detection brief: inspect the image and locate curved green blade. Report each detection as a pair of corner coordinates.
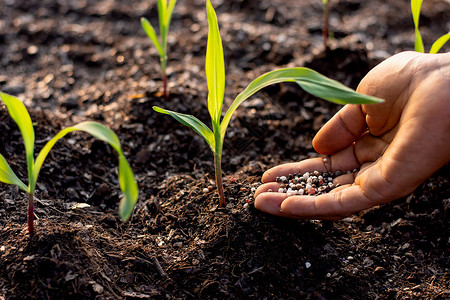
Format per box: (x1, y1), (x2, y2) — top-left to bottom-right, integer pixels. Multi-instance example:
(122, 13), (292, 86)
(32, 121), (139, 220)
(166, 0), (177, 29)
(0, 154), (28, 192)
(157, 0), (167, 40)
(430, 32), (450, 54)
(141, 17), (164, 57)
(0, 92), (35, 187)
(117, 155), (139, 220)
(220, 67), (383, 138)
(295, 70), (382, 104)
(153, 106), (215, 152)
(411, 0), (424, 52)
(74, 121), (122, 152)
(205, 0), (225, 124)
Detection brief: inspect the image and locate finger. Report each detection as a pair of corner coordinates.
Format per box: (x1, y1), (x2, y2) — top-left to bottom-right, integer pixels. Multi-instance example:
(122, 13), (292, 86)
(333, 172), (357, 186)
(254, 182), (280, 198)
(279, 185), (376, 219)
(262, 145), (361, 183)
(254, 192), (297, 218)
(312, 104), (367, 155)
(326, 184), (348, 194)
(262, 158), (326, 183)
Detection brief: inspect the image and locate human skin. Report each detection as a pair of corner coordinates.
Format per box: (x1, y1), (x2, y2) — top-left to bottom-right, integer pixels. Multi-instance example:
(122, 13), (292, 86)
(254, 51), (450, 220)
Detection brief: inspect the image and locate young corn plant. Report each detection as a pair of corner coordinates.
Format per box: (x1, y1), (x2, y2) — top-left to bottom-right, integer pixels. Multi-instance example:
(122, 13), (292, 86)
(0, 92), (139, 235)
(411, 0), (450, 53)
(141, 0), (177, 100)
(153, 0), (383, 206)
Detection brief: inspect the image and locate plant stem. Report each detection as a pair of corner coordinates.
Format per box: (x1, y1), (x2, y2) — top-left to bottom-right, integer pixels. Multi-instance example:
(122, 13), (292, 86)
(161, 55), (168, 100)
(214, 153), (225, 207)
(162, 73), (168, 100)
(323, 0), (330, 50)
(27, 193), (34, 235)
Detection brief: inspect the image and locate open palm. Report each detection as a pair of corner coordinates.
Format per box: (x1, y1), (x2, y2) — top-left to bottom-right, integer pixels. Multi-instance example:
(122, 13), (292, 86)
(254, 51), (450, 219)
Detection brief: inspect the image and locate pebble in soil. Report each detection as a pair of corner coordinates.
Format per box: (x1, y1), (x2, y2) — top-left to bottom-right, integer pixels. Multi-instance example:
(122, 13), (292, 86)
(272, 169), (358, 196)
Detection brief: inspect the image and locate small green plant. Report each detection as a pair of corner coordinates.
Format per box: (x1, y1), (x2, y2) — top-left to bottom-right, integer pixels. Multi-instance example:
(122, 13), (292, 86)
(141, 0), (177, 99)
(0, 92), (139, 235)
(153, 0), (383, 206)
(411, 0), (450, 53)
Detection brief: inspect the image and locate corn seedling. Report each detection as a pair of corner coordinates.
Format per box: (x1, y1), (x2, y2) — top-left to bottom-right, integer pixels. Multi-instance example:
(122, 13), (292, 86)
(411, 0), (450, 53)
(0, 92), (139, 235)
(153, 0), (383, 206)
(141, 0), (177, 99)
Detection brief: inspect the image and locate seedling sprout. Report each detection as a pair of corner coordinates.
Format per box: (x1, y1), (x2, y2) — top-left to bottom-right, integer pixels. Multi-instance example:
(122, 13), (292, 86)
(0, 92), (139, 235)
(153, 0), (383, 206)
(411, 0), (449, 53)
(141, 0), (177, 99)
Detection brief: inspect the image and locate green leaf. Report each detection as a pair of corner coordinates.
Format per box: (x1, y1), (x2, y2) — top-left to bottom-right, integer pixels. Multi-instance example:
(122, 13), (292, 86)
(153, 106), (215, 151)
(73, 121), (122, 153)
(166, 0), (177, 29)
(158, 0), (167, 47)
(411, 0), (424, 52)
(430, 32), (450, 54)
(220, 67), (383, 138)
(0, 153), (28, 192)
(118, 155), (139, 220)
(205, 0), (225, 125)
(32, 121), (138, 220)
(141, 17), (164, 57)
(73, 122), (138, 221)
(295, 70), (382, 104)
(0, 92), (35, 188)
(414, 30), (424, 53)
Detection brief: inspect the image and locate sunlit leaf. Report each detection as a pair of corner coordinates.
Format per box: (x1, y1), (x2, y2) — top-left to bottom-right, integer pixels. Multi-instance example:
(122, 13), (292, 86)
(411, 0), (424, 52)
(118, 155), (139, 220)
(296, 72), (381, 105)
(73, 121), (122, 153)
(153, 106), (215, 151)
(157, 0), (167, 40)
(220, 67), (383, 137)
(31, 121), (138, 220)
(74, 122), (139, 221)
(0, 154), (28, 192)
(0, 92), (35, 185)
(166, 0), (177, 29)
(205, 0), (225, 124)
(429, 32), (450, 54)
(141, 17), (164, 57)
(414, 30), (424, 53)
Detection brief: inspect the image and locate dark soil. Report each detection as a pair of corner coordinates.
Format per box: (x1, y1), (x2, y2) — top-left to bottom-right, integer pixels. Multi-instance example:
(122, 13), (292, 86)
(1, 0), (449, 299)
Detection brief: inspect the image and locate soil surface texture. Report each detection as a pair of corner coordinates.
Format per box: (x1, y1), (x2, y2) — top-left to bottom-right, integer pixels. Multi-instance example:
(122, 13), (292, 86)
(1, 0), (449, 299)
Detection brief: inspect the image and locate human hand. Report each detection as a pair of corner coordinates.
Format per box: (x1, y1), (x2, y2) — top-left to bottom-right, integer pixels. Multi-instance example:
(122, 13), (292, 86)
(254, 51), (450, 220)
